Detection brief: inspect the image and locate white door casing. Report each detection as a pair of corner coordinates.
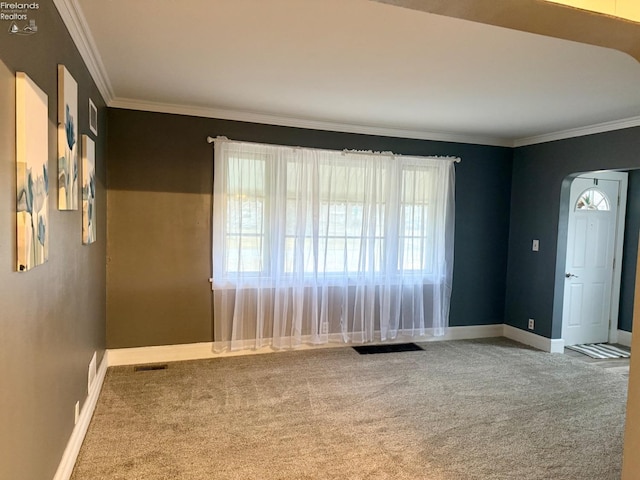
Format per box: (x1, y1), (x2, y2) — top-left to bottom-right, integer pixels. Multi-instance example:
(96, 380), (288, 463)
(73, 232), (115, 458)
(562, 173), (624, 346)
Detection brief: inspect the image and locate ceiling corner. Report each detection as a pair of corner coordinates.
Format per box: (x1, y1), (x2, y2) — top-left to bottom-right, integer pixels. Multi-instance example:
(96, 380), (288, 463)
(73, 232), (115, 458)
(513, 115), (640, 147)
(53, 0), (114, 104)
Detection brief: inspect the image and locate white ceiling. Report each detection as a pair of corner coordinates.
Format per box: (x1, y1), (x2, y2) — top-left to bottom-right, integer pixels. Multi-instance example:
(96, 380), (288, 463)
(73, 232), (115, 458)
(66, 0), (640, 146)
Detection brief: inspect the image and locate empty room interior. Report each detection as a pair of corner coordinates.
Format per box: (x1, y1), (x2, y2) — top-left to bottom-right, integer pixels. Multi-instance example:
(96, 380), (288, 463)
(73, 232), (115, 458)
(3, 0), (640, 479)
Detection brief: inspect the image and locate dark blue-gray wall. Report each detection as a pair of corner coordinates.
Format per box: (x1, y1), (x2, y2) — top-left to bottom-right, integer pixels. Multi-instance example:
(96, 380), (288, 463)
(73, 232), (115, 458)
(508, 127), (640, 339)
(106, 109), (513, 347)
(619, 169), (640, 332)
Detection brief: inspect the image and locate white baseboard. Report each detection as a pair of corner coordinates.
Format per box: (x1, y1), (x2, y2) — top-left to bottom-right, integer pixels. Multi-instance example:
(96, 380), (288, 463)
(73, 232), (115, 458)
(53, 352), (108, 480)
(108, 341), (219, 366)
(108, 324), (628, 366)
(107, 324), (504, 366)
(503, 324), (565, 353)
(617, 329), (633, 348)
(433, 324), (504, 341)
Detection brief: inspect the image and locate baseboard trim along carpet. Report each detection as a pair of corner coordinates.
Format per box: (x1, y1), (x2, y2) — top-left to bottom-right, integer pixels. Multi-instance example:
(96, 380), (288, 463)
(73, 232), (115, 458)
(107, 324), (504, 367)
(617, 329), (633, 348)
(52, 352), (108, 480)
(566, 343), (631, 359)
(502, 325), (565, 353)
(107, 324), (567, 368)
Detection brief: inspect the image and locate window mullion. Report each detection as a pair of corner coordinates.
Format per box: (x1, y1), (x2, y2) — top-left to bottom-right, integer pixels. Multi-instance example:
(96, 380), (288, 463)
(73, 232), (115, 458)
(385, 161), (401, 277)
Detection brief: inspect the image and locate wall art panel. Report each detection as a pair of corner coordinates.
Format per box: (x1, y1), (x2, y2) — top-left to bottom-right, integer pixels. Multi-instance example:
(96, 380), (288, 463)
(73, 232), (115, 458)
(58, 65), (78, 210)
(16, 72), (49, 272)
(82, 135), (96, 244)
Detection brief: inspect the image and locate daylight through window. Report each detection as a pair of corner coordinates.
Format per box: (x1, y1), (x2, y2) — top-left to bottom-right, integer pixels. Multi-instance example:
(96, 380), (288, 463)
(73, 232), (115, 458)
(211, 138), (456, 351)
(576, 188), (610, 211)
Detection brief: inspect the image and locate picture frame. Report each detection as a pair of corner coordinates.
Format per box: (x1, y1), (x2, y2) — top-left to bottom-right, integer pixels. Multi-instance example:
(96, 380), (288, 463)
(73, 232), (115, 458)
(89, 98), (98, 136)
(82, 135), (97, 244)
(16, 72), (49, 271)
(58, 65), (79, 210)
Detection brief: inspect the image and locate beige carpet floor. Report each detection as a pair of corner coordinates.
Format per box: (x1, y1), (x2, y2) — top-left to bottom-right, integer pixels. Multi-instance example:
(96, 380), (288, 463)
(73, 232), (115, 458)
(71, 338), (629, 480)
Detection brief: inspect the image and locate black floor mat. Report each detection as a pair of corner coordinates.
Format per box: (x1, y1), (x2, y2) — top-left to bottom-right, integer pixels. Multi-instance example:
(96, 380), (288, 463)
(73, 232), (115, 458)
(352, 343), (424, 355)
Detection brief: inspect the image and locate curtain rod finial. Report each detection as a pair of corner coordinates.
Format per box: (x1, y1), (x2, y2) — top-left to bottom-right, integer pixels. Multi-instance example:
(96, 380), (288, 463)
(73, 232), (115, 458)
(207, 136), (215, 144)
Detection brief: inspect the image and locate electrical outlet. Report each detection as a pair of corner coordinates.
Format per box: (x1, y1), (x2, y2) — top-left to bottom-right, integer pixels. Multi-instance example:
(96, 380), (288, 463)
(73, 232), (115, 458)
(74, 401), (80, 425)
(321, 322), (329, 334)
(528, 318), (535, 330)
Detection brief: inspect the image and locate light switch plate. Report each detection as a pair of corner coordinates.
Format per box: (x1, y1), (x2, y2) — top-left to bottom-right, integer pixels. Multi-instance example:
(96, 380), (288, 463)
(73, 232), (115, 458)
(532, 239), (539, 252)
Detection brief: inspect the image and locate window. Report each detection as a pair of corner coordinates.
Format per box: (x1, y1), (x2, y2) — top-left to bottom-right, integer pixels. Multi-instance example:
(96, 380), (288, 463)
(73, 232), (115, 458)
(217, 150), (448, 281)
(283, 160), (387, 275)
(211, 138), (456, 350)
(224, 155), (267, 274)
(576, 188), (610, 211)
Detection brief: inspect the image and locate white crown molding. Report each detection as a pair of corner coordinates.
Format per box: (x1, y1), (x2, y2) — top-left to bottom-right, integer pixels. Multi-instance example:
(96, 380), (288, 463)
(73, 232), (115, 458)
(106, 98), (640, 149)
(513, 115), (640, 147)
(53, 0), (114, 103)
(109, 97), (514, 148)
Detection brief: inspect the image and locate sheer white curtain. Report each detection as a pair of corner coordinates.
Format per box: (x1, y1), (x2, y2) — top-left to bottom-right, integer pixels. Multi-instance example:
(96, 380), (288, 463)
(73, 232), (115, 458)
(211, 138), (455, 351)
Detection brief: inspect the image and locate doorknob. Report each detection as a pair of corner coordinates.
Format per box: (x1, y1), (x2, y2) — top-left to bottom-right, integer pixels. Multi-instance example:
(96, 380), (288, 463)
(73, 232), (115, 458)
(565, 273), (579, 278)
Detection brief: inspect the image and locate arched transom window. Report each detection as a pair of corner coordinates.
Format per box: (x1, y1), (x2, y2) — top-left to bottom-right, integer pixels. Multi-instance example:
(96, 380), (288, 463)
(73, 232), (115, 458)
(576, 188), (610, 211)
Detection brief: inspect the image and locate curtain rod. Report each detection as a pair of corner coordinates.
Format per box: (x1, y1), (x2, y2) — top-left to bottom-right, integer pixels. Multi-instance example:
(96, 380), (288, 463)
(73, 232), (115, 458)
(206, 136), (461, 163)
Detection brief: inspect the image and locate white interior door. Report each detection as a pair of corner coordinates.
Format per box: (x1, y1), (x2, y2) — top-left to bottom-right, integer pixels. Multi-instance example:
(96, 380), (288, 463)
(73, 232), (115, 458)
(562, 175), (620, 346)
